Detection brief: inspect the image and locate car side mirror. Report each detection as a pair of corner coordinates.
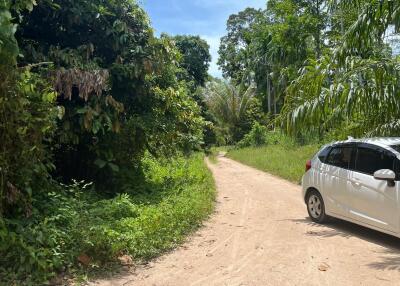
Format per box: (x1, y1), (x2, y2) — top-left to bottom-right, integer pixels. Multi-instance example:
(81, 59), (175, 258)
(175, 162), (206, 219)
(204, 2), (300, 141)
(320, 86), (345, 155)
(374, 169), (396, 187)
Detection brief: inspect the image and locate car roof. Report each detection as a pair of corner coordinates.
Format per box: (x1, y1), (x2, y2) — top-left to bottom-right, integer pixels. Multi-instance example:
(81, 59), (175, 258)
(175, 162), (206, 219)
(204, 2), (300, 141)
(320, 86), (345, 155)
(330, 137), (400, 153)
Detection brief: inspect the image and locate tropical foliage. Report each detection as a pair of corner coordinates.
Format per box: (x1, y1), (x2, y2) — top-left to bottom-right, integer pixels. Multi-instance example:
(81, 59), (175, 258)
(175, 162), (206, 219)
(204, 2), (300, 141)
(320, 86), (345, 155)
(237, 122), (268, 148)
(2, 0), (400, 283)
(280, 0), (400, 138)
(172, 35), (212, 87)
(202, 80), (264, 144)
(218, 7), (263, 84)
(217, 0), (400, 141)
(0, 0), (214, 284)
(15, 0), (206, 186)
(0, 154), (215, 284)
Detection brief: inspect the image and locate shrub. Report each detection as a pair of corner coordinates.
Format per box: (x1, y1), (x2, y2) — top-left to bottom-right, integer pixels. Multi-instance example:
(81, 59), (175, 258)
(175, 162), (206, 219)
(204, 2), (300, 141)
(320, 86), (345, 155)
(237, 122), (268, 148)
(75, 153), (216, 262)
(0, 154), (215, 285)
(265, 131), (296, 147)
(0, 69), (58, 217)
(0, 181), (94, 284)
(237, 123), (300, 149)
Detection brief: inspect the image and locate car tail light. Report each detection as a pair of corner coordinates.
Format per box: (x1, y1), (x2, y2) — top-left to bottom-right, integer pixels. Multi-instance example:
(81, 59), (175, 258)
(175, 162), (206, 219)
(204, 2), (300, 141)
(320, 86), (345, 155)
(305, 160), (312, 172)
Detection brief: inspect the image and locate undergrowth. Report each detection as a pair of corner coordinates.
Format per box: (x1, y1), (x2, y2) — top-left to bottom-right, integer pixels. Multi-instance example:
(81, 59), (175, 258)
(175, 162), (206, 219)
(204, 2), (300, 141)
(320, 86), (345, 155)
(0, 153), (215, 285)
(227, 144), (319, 183)
(225, 123), (321, 183)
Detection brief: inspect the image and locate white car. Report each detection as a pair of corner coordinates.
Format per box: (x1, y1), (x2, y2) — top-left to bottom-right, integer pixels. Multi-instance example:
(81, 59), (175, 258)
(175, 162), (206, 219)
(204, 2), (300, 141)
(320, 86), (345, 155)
(302, 137), (400, 237)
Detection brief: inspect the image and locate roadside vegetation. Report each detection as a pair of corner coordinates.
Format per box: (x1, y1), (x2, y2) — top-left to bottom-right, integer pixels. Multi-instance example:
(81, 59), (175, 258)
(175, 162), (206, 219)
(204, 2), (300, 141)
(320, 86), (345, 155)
(203, 0), (400, 145)
(227, 127), (319, 183)
(228, 144), (318, 183)
(1, 0), (216, 284)
(1, 154), (215, 284)
(204, 0), (400, 182)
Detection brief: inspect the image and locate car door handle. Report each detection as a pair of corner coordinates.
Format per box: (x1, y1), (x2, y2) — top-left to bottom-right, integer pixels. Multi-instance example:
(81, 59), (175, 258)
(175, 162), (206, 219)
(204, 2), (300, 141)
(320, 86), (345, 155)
(350, 179), (361, 186)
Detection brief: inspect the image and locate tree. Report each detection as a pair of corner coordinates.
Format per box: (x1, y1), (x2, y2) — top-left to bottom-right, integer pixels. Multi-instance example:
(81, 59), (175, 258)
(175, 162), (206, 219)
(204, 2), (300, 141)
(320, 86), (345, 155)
(15, 0), (205, 187)
(246, 0), (326, 116)
(279, 0), (400, 138)
(0, 0), (59, 216)
(1, 1), (207, 282)
(203, 80), (263, 143)
(164, 35), (215, 148)
(298, 0), (328, 58)
(172, 35), (211, 87)
(218, 1), (330, 120)
(218, 8), (263, 84)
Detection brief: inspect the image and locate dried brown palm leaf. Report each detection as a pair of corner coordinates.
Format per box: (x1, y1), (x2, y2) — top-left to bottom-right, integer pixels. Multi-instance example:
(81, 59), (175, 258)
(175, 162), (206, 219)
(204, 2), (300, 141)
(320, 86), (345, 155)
(52, 68), (109, 101)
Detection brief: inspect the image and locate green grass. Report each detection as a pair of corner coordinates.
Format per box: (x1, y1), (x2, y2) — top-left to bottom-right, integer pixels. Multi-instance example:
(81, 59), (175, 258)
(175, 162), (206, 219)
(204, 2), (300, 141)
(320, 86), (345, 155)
(114, 153), (216, 260)
(1, 153), (216, 285)
(227, 144), (320, 184)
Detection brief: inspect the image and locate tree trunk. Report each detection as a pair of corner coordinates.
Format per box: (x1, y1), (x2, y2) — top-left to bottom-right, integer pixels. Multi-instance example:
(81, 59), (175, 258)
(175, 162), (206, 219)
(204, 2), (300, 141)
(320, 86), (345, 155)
(267, 76), (272, 114)
(315, 0), (322, 58)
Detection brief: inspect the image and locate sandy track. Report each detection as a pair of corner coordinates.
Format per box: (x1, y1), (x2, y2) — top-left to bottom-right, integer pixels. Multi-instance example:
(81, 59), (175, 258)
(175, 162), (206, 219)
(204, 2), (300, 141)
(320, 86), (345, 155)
(91, 155), (400, 286)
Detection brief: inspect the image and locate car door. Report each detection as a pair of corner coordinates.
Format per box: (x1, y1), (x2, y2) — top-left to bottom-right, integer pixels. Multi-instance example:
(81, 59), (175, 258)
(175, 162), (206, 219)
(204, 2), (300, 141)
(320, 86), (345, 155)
(347, 144), (400, 233)
(322, 144), (355, 217)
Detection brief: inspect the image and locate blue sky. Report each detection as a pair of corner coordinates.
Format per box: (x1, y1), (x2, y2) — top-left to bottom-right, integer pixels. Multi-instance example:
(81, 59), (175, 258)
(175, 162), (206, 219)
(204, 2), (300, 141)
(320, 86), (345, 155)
(140, 0), (267, 77)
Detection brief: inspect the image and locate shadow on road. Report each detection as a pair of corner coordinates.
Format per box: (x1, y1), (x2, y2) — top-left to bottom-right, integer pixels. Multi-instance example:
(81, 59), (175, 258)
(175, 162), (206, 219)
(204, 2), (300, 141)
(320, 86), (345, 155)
(290, 217), (400, 271)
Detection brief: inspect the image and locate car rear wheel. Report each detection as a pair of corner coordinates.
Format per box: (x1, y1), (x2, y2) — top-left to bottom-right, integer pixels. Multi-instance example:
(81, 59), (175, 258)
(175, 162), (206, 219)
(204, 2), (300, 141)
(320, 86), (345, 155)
(306, 190), (328, 223)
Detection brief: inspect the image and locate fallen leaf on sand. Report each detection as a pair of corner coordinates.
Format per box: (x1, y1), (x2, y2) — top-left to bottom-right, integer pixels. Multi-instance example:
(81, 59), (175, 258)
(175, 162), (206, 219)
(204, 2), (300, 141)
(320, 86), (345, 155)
(318, 262), (330, 272)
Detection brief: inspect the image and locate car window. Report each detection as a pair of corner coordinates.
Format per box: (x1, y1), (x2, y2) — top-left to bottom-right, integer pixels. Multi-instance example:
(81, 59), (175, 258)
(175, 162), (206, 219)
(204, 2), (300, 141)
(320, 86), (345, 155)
(390, 144), (400, 153)
(355, 147), (395, 175)
(318, 146), (331, 163)
(326, 146), (353, 169)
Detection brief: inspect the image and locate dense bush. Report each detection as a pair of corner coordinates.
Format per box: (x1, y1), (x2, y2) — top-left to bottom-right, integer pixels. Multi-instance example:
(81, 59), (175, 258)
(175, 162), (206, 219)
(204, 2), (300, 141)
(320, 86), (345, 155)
(0, 67), (58, 217)
(0, 180), (94, 284)
(0, 1), (213, 284)
(1, 0), (207, 204)
(13, 0), (205, 188)
(237, 122), (267, 148)
(237, 123), (297, 148)
(0, 154), (215, 285)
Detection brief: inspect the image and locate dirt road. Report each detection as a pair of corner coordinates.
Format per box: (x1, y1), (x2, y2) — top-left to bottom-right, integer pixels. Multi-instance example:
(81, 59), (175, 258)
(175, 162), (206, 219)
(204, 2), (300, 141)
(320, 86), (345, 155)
(92, 155), (400, 286)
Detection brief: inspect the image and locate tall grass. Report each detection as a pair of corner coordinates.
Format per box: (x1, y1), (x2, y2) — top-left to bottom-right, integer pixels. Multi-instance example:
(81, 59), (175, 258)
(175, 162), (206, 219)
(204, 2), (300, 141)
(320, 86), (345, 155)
(227, 144), (319, 183)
